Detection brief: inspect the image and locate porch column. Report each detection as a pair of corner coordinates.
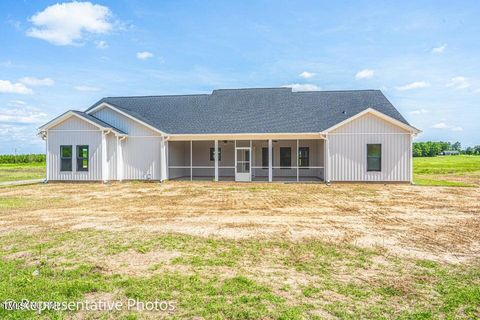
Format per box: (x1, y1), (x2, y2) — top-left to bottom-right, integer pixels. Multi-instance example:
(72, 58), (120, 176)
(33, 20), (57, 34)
(160, 137), (168, 181)
(116, 136), (124, 181)
(190, 140), (193, 181)
(296, 139), (299, 182)
(268, 139), (272, 182)
(214, 140), (219, 181)
(101, 131), (108, 182)
(325, 136), (330, 183)
(45, 131), (49, 181)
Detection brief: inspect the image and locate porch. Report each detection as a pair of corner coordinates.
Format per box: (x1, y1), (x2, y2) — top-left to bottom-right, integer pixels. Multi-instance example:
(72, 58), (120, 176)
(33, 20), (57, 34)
(167, 139), (325, 182)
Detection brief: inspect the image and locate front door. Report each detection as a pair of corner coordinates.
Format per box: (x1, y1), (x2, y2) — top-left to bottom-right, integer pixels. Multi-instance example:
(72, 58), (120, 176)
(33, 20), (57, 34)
(235, 147), (251, 182)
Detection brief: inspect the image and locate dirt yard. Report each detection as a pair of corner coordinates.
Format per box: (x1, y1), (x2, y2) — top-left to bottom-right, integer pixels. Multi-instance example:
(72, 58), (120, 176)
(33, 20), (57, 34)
(1, 181), (478, 264)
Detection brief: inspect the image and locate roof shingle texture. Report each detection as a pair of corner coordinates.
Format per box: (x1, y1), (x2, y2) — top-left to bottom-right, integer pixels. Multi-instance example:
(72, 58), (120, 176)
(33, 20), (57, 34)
(86, 88), (408, 134)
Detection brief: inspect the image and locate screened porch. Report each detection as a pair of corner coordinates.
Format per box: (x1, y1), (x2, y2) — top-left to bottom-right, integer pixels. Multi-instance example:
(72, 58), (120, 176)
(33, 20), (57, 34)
(167, 139), (325, 182)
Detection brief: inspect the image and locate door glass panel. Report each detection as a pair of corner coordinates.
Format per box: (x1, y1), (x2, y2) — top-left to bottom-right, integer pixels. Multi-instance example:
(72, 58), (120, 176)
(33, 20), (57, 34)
(236, 149), (250, 173)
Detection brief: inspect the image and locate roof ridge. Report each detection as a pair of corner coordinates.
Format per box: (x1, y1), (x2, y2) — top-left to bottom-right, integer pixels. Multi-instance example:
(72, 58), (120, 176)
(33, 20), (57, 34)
(213, 87), (291, 91)
(103, 93), (210, 99)
(294, 89), (380, 93)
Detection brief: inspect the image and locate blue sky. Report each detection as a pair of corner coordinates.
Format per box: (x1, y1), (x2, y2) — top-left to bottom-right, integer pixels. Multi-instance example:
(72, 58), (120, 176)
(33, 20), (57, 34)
(0, 0), (479, 153)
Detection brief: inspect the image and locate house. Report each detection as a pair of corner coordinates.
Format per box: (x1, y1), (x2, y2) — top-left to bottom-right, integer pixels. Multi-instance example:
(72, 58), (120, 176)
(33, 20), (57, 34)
(439, 150), (459, 156)
(38, 88), (420, 183)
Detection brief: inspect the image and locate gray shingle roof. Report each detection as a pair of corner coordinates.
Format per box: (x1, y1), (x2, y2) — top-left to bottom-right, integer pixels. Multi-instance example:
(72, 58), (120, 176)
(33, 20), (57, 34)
(86, 88), (410, 134)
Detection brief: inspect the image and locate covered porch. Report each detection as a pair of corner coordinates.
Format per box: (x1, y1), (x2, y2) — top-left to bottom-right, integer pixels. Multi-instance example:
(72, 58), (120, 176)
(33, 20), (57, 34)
(167, 136), (326, 182)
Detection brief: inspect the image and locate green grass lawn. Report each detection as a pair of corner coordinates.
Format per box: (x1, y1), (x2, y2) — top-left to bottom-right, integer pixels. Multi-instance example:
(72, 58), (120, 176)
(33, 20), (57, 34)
(413, 155), (480, 187)
(0, 230), (479, 319)
(0, 163), (45, 183)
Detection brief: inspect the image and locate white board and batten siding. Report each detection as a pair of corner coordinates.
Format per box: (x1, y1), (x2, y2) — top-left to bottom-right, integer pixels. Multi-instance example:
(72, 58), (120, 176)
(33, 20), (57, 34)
(327, 113), (412, 182)
(47, 116), (103, 181)
(92, 107), (162, 180)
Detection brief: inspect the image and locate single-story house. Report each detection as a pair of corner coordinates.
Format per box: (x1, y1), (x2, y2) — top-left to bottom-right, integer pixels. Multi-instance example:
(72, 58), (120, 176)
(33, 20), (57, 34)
(38, 87), (420, 183)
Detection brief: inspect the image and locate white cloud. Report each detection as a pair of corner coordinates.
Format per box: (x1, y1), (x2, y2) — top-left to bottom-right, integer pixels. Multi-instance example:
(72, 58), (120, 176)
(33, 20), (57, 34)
(432, 122), (448, 129)
(282, 83), (321, 92)
(26, 2), (113, 46)
(7, 100), (27, 107)
(136, 51), (154, 60)
(431, 122), (463, 132)
(0, 80), (33, 94)
(74, 85), (100, 92)
(0, 106), (47, 124)
(355, 69), (374, 80)
(299, 71), (315, 79)
(447, 76), (470, 89)
(19, 77), (54, 87)
(396, 81), (430, 91)
(409, 108), (429, 115)
(431, 44), (447, 54)
(95, 40), (108, 49)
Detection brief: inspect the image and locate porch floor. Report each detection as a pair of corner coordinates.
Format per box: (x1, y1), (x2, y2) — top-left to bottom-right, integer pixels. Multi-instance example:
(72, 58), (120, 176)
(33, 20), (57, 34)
(169, 176), (324, 183)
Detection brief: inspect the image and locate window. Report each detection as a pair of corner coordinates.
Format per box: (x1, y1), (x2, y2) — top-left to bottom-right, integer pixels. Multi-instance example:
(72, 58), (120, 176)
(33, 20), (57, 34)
(60, 145), (72, 171)
(76, 145), (89, 171)
(280, 147), (291, 168)
(261, 147), (274, 169)
(298, 147), (309, 167)
(209, 147), (221, 161)
(367, 144), (381, 172)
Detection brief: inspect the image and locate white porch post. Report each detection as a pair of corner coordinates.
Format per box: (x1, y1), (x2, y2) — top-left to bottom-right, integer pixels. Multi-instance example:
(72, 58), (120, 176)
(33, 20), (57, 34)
(101, 131), (108, 182)
(214, 140), (219, 181)
(410, 134), (414, 184)
(268, 139), (272, 182)
(160, 136), (168, 182)
(250, 140), (252, 181)
(296, 139), (299, 182)
(190, 140), (193, 181)
(45, 131), (49, 181)
(325, 136), (330, 183)
(116, 136), (124, 181)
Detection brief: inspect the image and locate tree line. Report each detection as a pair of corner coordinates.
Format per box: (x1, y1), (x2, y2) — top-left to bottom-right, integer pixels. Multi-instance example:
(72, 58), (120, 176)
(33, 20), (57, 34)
(413, 141), (480, 157)
(0, 154), (46, 164)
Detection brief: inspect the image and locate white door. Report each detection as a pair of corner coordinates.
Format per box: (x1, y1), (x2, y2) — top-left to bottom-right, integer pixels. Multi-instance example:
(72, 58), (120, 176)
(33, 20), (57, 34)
(235, 147), (251, 182)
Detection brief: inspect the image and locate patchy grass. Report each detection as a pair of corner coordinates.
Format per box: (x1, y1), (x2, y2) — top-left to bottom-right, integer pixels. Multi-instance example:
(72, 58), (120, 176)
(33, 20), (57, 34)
(0, 230), (479, 319)
(0, 163), (45, 183)
(414, 155), (480, 186)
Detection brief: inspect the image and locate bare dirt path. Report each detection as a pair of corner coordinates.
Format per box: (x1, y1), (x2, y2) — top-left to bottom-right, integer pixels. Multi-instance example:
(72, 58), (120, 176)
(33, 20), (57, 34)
(0, 181), (478, 264)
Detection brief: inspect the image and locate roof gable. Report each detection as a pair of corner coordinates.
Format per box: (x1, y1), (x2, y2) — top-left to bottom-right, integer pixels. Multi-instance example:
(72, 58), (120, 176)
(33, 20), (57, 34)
(38, 110), (126, 135)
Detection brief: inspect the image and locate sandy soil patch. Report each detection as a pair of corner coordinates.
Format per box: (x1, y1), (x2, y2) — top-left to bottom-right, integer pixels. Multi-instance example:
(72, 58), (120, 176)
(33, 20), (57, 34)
(0, 181), (478, 264)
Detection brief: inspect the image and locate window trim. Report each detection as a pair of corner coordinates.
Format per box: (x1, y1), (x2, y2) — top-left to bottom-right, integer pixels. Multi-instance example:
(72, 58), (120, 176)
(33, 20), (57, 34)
(60, 145), (72, 172)
(76, 145), (89, 172)
(279, 147), (292, 169)
(298, 147), (310, 168)
(209, 147), (221, 161)
(367, 144), (382, 172)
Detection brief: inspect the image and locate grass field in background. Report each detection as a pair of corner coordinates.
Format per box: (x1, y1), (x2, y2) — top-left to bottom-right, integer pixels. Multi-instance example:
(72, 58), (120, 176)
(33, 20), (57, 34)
(413, 155), (480, 186)
(0, 156), (479, 186)
(0, 163), (45, 183)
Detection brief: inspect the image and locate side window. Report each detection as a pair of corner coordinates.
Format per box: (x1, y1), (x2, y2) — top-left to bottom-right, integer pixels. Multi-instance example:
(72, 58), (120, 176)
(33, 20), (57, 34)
(280, 147), (291, 168)
(60, 145), (72, 171)
(209, 148), (221, 161)
(76, 145), (89, 171)
(367, 144), (381, 172)
(298, 147), (309, 167)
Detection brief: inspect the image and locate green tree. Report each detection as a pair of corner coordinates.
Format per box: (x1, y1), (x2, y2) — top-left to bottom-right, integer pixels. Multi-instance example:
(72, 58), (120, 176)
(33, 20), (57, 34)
(451, 141), (462, 151)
